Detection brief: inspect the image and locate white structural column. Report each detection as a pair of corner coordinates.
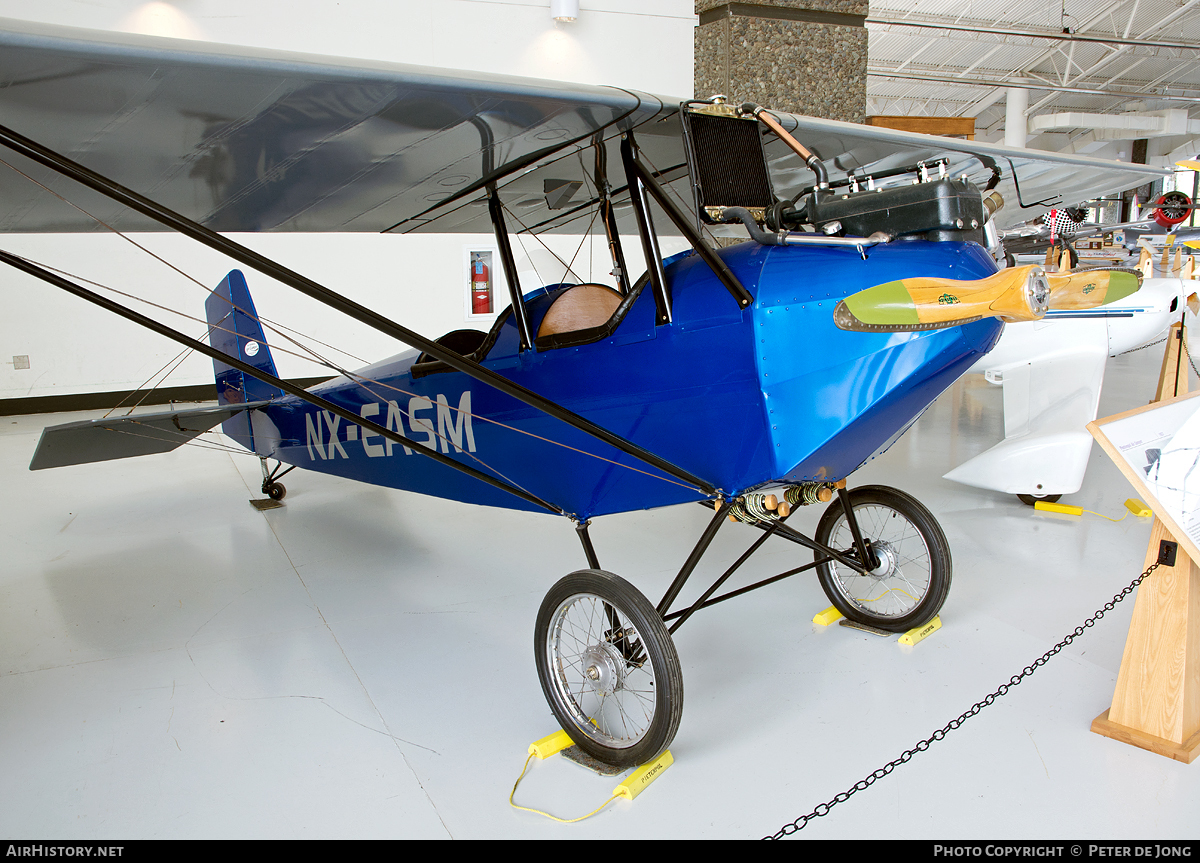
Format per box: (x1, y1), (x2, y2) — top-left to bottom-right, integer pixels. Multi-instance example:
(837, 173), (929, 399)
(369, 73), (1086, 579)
(1004, 87), (1029, 148)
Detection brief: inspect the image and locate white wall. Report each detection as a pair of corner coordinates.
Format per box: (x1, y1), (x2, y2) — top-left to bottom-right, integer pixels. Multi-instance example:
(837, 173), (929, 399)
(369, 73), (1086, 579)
(0, 1), (695, 400)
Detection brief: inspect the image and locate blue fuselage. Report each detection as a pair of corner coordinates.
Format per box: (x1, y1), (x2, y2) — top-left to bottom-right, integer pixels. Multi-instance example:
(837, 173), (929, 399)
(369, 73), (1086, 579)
(231, 239), (1003, 520)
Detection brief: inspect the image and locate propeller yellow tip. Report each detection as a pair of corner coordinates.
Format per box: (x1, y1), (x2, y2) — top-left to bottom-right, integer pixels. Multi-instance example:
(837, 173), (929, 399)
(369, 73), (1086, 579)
(1104, 270), (1141, 304)
(838, 281), (922, 328)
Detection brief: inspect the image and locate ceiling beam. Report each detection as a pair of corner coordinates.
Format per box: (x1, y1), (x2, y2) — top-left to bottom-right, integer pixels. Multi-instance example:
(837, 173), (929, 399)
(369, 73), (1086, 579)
(869, 68), (1200, 103)
(868, 16), (1200, 53)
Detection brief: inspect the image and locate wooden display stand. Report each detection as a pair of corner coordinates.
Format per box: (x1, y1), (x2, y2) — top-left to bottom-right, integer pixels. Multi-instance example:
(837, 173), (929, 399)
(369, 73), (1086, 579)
(1155, 321), (1190, 403)
(1087, 336), (1200, 762)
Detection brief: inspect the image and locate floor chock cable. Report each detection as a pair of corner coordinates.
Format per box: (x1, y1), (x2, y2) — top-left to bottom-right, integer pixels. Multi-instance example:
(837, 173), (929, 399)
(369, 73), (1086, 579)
(1034, 499), (1146, 522)
(510, 729), (673, 823)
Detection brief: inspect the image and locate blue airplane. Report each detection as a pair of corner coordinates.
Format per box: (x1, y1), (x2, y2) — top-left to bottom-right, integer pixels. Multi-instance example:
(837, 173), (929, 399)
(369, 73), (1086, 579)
(0, 18), (1161, 767)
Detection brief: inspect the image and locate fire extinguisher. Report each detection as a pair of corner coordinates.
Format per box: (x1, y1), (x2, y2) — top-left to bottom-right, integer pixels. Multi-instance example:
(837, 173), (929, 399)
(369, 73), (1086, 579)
(471, 257), (491, 314)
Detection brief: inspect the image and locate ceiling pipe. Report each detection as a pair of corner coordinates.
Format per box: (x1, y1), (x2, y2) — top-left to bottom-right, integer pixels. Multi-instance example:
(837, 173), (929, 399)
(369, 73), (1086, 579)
(867, 16), (1200, 53)
(1030, 109), (1200, 139)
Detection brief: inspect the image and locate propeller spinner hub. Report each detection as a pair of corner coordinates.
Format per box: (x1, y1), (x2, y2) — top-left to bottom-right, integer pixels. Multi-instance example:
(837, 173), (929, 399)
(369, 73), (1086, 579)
(1026, 267), (1050, 318)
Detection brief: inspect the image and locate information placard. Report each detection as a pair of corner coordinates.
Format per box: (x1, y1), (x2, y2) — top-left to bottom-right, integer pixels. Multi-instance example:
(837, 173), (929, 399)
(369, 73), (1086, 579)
(1088, 389), (1200, 564)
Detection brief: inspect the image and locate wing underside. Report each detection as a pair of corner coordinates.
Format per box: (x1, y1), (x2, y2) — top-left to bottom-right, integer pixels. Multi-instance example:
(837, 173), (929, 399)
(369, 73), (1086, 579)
(0, 16), (1166, 238)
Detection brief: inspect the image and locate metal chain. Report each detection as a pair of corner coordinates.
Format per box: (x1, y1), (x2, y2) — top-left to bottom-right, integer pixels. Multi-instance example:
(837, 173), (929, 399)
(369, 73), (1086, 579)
(1117, 330), (1198, 379)
(1118, 315), (1198, 379)
(767, 558), (1163, 840)
(1118, 335), (1167, 356)
(1182, 328), (1200, 381)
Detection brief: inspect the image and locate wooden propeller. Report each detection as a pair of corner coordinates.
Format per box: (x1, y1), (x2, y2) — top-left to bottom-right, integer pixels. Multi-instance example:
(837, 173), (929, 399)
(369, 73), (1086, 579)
(834, 265), (1141, 332)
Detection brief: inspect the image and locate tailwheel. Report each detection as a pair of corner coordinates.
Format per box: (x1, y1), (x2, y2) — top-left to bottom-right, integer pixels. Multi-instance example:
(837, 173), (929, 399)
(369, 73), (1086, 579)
(262, 481), (286, 500)
(814, 486), (952, 632)
(535, 569), (683, 767)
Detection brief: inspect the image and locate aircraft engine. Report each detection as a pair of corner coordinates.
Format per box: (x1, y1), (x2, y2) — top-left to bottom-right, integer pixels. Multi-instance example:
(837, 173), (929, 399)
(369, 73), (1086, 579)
(1151, 191), (1192, 228)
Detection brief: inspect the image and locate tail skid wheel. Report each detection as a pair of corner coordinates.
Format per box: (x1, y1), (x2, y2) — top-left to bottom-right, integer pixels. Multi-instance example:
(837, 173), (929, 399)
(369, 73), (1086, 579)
(814, 486), (952, 632)
(535, 570), (683, 767)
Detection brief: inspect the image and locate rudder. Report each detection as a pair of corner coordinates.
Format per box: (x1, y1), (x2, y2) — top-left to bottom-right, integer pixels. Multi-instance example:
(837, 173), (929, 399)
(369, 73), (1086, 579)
(205, 270), (282, 452)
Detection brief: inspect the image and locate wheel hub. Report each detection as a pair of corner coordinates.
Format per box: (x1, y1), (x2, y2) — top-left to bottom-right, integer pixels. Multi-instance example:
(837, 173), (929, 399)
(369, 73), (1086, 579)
(581, 642), (626, 697)
(866, 540), (898, 579)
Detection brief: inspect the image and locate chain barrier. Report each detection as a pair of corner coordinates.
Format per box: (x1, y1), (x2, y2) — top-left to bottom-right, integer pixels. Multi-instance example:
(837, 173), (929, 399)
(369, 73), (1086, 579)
(1183, 330), (1200, 381)
(1117, 330), (1199, 381)
(767, 557), (1163, 840)
(1118, 335), (1167, 356)
(1117, 316), (1198, 379)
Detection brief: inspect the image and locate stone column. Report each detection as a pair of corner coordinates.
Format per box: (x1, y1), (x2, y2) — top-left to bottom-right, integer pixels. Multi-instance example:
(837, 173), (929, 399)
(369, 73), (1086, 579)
(694, 1), (868, 124)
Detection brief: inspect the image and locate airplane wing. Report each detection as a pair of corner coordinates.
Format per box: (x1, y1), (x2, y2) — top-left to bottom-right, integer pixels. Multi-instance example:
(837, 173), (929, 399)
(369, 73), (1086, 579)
(0, 16), (669, 235)
(0, 16), (1166, 239)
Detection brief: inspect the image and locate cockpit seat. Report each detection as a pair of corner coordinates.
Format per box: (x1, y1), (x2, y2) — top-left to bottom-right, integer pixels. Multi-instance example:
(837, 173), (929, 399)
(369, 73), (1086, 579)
(414, 328), (489, 365)
(536, 283), (623, 338)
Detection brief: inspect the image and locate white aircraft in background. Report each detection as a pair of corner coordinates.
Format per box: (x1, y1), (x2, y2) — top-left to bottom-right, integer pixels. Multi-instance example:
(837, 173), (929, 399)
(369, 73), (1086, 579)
(944, 252), (1195, 505)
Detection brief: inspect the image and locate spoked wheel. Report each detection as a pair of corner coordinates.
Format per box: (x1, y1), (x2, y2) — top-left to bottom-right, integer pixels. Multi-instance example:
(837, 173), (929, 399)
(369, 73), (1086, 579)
(535, 570), (683, 767)
(814, 486), (952, 632)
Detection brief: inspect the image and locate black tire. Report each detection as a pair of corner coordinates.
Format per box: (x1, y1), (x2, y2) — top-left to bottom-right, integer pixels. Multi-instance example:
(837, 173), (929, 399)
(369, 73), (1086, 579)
(535, 569), (683, 767)
(814, 486), (952, 632)
(1017, 493), (1060, 507)
(264, 482), (286, 501)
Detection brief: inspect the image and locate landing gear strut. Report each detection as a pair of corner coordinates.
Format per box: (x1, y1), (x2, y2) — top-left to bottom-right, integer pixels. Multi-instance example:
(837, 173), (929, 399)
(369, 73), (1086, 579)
(258, 457), (295, 501)
(533, 485), (953, 765)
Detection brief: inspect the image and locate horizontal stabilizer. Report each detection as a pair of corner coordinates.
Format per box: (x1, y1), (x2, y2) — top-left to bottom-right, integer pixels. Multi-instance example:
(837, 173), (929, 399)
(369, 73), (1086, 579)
(29, 402), (271, 470)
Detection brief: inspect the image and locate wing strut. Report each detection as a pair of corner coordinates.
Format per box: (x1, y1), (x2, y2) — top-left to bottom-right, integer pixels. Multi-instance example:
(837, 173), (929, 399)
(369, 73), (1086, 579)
(621, 132), (754, 316)
(0, 249), (567, 516)
(0, 122), (718, 498)
(487, 185), (534, 352)
(620, 133), (672, 324)
(594, 134), (631, 297)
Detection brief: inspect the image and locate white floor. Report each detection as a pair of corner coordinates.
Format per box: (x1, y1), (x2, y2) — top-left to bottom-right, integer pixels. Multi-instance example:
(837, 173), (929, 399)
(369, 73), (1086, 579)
(2, 347), (1198, 840)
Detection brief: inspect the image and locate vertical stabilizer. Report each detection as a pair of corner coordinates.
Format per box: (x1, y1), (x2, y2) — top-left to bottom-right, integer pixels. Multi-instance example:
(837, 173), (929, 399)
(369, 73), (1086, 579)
(205, 270), (282, 452)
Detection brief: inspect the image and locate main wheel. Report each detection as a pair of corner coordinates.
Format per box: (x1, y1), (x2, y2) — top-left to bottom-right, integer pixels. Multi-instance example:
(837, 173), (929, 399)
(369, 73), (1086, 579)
(263, 481), (286, 501)
(535, 570), (683, 767)
(814, 486), (951, 632)
(1017, 493), (1060, 507)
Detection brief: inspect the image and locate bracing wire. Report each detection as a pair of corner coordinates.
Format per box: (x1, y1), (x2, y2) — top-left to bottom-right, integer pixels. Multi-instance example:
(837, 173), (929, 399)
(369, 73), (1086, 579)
(11, 248), (703, 496)
(0, 156), (370, 371)
(635, 148), (724, 249)
(0, 155), (710, 499)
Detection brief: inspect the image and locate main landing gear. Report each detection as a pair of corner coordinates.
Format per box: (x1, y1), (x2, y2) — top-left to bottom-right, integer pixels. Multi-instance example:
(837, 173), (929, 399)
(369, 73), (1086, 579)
(533, 483), (952, 766)
(535, 570), (684, 767)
